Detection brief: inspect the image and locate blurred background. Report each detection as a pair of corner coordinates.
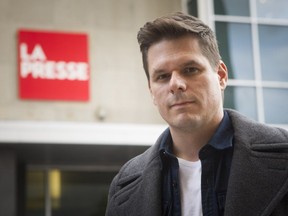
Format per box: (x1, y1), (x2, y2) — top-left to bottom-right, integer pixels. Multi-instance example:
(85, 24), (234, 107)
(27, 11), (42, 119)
(0, 0), (287, 215)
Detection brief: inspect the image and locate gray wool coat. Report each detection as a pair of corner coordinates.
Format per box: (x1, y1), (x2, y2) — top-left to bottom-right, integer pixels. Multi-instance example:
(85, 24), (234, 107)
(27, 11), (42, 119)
(106, 109), (288, 216)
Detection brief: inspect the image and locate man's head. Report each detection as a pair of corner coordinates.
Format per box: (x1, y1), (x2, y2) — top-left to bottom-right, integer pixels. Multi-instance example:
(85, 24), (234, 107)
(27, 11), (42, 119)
(137, 12), (228, 131)
(137, 12), (221, 80)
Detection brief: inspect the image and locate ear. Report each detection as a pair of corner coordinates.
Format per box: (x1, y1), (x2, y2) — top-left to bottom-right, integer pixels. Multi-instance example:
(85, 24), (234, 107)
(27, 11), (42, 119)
(217, 60), (228, 91)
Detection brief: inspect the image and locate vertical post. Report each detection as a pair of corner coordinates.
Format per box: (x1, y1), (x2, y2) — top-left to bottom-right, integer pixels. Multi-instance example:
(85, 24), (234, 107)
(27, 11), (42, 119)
(45, 168), (52, 216)
(0, 151), (16, 216)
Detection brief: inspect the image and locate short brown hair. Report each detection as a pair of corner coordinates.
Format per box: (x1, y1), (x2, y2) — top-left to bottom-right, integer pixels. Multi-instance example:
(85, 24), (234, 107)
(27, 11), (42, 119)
(137, 12), (221, 80)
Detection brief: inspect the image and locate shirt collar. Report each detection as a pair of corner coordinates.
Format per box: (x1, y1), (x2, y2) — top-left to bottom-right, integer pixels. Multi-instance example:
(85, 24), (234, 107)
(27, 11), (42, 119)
(207, 110), (234, 150)
(159, 128), (174, 156)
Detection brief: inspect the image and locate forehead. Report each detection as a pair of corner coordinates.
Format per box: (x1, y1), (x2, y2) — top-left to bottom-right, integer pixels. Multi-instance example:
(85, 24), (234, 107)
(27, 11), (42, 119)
(147, 36), (206, 72)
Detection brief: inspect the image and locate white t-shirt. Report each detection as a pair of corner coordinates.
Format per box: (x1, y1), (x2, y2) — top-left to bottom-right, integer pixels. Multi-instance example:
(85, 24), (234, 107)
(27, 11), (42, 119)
(178, 157), (203, 216)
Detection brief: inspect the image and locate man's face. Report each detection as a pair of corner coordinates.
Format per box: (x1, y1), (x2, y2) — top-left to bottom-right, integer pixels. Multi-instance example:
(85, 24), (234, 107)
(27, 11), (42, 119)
(147, 36), (228, 131)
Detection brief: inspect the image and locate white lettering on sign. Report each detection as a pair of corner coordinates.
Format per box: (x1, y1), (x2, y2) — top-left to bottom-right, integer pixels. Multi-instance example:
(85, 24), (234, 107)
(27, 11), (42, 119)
(20, 43), (89, 81)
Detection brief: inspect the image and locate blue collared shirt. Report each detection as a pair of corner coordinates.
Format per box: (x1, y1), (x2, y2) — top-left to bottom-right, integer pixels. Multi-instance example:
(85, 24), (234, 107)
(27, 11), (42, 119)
(159, 111), (234, 216)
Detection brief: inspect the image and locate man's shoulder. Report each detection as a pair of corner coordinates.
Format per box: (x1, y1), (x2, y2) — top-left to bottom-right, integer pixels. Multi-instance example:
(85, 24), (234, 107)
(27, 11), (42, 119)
(226, 109), (288, 150)
(120, 145), (159, 175)
(116, 129), (167, 179)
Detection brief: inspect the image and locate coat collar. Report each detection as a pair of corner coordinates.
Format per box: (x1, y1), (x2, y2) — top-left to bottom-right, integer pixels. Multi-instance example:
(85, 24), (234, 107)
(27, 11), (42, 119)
(110, 142), (163, 216)
(225, 109), (288, 216)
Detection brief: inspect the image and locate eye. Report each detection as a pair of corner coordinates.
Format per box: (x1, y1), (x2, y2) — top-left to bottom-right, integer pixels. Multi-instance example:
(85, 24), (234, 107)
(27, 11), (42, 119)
(184, 67), (199, 74)
(156, 73), (170, 81)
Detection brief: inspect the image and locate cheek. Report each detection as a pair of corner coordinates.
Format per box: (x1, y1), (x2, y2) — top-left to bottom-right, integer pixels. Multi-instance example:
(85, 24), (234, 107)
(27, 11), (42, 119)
(150, 86), (158, 105)
(207, 80), (224, 103)
(152, 95), (157, 105)
(151, 86), (165, 104)
(200, 77), (222, 101)
(153, 93), (164, 106)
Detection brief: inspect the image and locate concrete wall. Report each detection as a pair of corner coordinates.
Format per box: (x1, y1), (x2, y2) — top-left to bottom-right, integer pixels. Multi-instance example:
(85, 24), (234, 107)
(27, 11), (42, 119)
(0, 0), (181, 124)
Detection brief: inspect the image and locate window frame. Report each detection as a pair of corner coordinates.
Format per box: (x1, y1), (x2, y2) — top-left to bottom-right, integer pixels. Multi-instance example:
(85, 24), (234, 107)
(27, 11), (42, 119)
(187, 0), (288, 127)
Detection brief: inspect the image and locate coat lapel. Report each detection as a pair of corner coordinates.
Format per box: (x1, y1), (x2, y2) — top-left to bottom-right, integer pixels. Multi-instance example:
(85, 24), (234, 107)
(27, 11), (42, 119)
(113, 154), (162, 216)
(225, 137), (288, 216)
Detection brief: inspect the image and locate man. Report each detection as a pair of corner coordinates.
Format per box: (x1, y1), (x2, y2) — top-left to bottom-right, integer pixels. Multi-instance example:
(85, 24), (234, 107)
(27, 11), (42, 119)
(105, 12), (288, 216)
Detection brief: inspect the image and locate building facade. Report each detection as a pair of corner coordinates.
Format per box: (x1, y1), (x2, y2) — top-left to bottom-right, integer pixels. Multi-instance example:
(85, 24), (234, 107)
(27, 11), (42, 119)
(0, 0), (287, 215)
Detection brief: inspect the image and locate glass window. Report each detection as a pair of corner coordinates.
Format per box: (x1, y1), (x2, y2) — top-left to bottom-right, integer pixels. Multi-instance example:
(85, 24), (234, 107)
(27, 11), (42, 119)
(51, 170), (116, 216)
(214, 0), (250, 16)
(25, 169), (117, 216)
(187, 0), (198, 17)
(257, 0), (288, 19)
(210, 0), (288, 126)
(259, 25), (288, 82)
(224, 86), (258, 120)
(263, 88), (288, 124)
(216, 22), (254, 80)
(25, 170), (45, 216)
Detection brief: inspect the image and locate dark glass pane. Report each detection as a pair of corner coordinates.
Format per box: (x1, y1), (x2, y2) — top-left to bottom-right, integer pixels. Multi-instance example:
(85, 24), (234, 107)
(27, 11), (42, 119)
(224, 86), (257, 120)
(187, 0), (198, 17)
(25, 171), (45, 216)
(216, 22), (254, 80)
(259, 25), (288, 82)
(257, 0), (288, 19)
(214, 0), (250, 16)
(263, 88), (288, 124)
(52, 170), (117, 216)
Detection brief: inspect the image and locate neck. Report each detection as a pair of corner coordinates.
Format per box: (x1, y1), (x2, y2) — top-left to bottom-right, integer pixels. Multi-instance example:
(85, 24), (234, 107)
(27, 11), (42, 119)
(170, 113), (224, 162)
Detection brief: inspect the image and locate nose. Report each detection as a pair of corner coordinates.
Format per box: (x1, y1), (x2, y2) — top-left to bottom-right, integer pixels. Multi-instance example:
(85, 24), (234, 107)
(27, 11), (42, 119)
(169, 72), (187, 94)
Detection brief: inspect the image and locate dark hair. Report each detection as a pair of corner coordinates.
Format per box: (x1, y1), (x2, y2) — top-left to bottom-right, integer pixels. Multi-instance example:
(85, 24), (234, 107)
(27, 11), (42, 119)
(137, 12), (221, 80)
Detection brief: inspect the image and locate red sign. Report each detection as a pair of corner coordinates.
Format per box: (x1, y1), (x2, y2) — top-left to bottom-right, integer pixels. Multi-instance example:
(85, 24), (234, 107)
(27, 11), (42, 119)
(18, 29), (89, 101)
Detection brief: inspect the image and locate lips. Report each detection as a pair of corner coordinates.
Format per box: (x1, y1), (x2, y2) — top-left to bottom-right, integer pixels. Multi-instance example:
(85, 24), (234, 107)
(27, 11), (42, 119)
(170, 100), (195, 108)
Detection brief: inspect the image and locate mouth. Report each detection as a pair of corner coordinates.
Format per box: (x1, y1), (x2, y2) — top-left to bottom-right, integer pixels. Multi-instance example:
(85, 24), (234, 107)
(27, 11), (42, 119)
(170, 100), (195, 108)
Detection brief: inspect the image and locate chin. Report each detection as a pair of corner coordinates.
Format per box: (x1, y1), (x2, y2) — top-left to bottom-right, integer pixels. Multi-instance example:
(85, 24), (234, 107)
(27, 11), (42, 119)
(170, 115), (202, 130)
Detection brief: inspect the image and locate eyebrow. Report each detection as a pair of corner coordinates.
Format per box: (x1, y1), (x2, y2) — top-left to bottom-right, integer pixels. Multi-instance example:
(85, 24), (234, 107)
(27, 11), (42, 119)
(151, 53), (208, 77)
(181, 60), (202, 68)
(151, 60), (202, 73)
(150, 60), (202, 81)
